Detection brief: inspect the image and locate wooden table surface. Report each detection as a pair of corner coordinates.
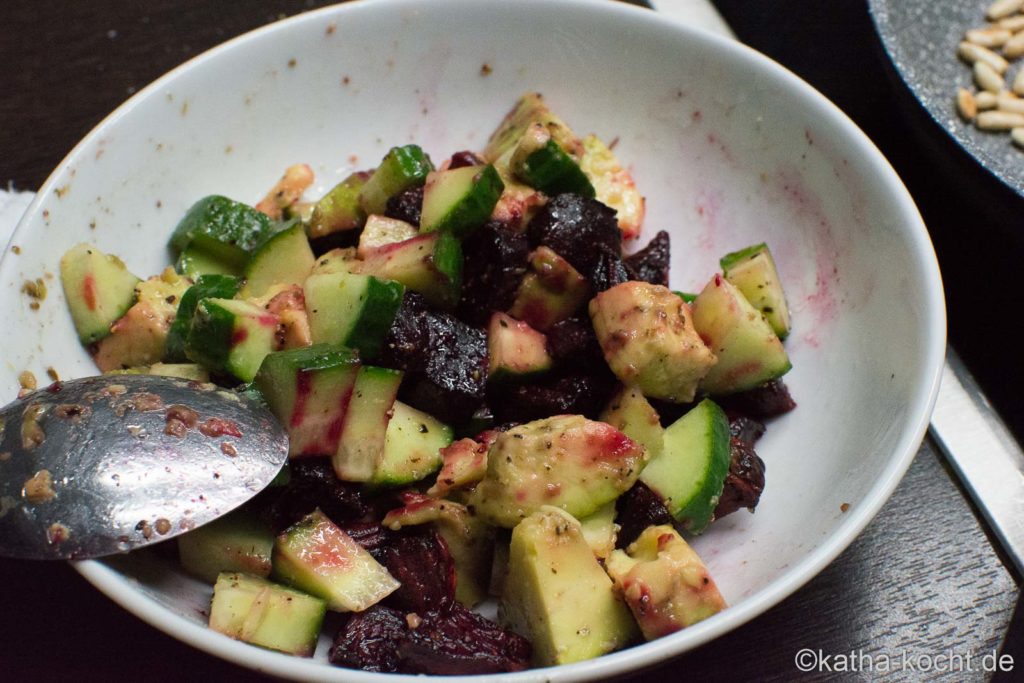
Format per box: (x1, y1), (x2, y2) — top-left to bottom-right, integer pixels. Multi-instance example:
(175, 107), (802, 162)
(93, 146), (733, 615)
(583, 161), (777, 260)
(1, 1), (1021, 680)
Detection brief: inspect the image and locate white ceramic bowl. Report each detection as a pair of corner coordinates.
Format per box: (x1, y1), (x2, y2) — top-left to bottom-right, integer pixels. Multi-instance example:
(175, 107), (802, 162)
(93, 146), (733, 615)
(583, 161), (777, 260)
(0, 0), (945, 680)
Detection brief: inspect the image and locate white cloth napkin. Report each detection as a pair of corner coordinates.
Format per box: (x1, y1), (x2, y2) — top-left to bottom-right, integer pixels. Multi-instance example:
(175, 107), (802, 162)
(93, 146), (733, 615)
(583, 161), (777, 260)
(0, 1), (731, 243)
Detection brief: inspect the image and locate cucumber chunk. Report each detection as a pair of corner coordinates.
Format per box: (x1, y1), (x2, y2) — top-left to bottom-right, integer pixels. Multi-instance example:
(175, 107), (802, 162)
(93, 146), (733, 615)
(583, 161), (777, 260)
(358, 145), (434, 216)
(165, 274), (241, 362)
(308, 171), (369, 239)
(419, 164), (505, 237)
(487, 312), (552, 381)
(169, 195), (274, 269)
(333, 365), (403, 482)
(239, 223), (315, 299)
(175, 243), (242, 279)
(639, 398), (730, 534)
(178, 511), (275, 584)
(369, 401), (452, 487)
(720, 243), (791, 340)
(210, 572), (326, 656)
(303, 270), (404, 359)
(691, 274), (791, 395)
(185, 298), (279, 382)
(254, 344), (361, 457)
(511, 124), (594, 198)
(356, 214), (418, 259)
(59, 243), (141, 344)
(358, 231), (462, 310)
(272, 509), (399, 612)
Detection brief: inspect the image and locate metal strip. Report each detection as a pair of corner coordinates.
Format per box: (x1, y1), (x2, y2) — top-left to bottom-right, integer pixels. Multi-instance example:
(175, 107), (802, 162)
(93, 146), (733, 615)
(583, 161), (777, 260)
(929, 349), (1024, 578)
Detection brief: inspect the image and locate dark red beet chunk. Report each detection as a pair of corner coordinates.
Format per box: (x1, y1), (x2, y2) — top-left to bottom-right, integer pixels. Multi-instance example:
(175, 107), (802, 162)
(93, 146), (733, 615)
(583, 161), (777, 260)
(330, 605), (407, 673)
(380, 531), (457, 615)
(490, 372), (614, 424)
(379, 293), (489, 424)
(545, 316), (605, 370)
(714, 438), (766, 519)
(624, 230), (670, 287)
(615, 480), (674, 549)
(590, 243), (631, 293)
(384, 185), (424, 226)
(526, 193), (621, 275)
(728, 413), (767, 445)
(448, 150), (484, 169)
(720, 379), (797, 418)
(457, 221), (530, 326)
(256, 460), (371, 533)
(330, 603), (531, 675)
(398, 603), (531, 675)
(341, 522), (397, 560)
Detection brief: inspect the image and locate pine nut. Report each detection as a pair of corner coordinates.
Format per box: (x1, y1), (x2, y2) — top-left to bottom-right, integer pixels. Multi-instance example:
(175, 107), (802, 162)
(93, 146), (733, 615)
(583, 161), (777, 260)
(1014, 69), (1024, 95)
(976, 90), (1000, 109)
(997, 90), (1024, 113)
(967, 27), (1013, 47)
(959, 41), (1010, 73)
(1011, 127), (1024, 146)
(987, 0), (1024, 21)
(957, 88), (979, 120)
(999, 15), (1024, 31)
(977, 110), (1024, 129)
(1004, 31), (1024, 57)
(975, 60), (1007, 92)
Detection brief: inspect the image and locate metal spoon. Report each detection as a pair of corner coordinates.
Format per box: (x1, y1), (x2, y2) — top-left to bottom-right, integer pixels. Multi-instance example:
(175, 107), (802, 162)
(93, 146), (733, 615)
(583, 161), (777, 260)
(0, 374), (287, 560)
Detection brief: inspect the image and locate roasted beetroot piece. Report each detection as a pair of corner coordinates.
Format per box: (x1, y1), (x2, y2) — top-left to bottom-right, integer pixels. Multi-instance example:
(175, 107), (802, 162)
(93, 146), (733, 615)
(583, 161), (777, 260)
(544, 316), (605, 370)
(624, 230), (670, 287)
(721, 378), (797, 418)
(380, 530), (457, 615)
(526, 193), (621, 275)
(330, 603), (531, 675)
(714, 437), (767, 519)
(398, 603), (531, 675)
(308, 229), (360, 257)
(457, 221), (530, 326)
(258, 460), (370, 533)
(403, 316), (488, 424)
(490, 372), (613, 424)
(615, 480), (674, 549)
(590, 243), (631, 293)
(379, 292), (432, 371)
(728, 413), (767, 445)
(329, 605), (407, 673)
(341, 522), (397, 561)
(384, 185), (424, 226)
(447, 150), (484, 169)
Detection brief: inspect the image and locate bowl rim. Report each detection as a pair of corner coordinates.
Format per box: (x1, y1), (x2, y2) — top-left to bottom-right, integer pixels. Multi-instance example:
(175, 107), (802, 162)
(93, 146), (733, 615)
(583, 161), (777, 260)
(13, 0), (945, 680)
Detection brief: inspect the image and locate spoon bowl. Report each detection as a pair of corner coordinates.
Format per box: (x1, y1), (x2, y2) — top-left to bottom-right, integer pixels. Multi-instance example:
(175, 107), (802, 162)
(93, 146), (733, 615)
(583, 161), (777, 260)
(0, 374), (287, 560)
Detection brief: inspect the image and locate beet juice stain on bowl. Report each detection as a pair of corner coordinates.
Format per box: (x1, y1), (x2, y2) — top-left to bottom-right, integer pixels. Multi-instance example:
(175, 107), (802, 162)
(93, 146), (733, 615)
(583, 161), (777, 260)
(1, 0), (943, 680)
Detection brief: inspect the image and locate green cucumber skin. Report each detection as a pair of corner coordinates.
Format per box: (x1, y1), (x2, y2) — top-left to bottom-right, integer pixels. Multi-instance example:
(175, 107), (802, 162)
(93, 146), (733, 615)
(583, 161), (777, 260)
(640, 399), (731, 535)
(676, 401), (731, 533)
(185, 299), (235, 372)
(175, 244), (242, 280)
(421, 164), (505, 238)
(521, 140), (595, 198)
(342, 277), (405, 360)
(169, 195), (274, 268)
(719, 242), (768, 271)
(430, 231), (464, 308)
(166, 274), (241, 362)
(259, 343), (360, 375)
(308, 172), (369, 238)
(673, 290), (697, 304)
(359, 145), (434, 215)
